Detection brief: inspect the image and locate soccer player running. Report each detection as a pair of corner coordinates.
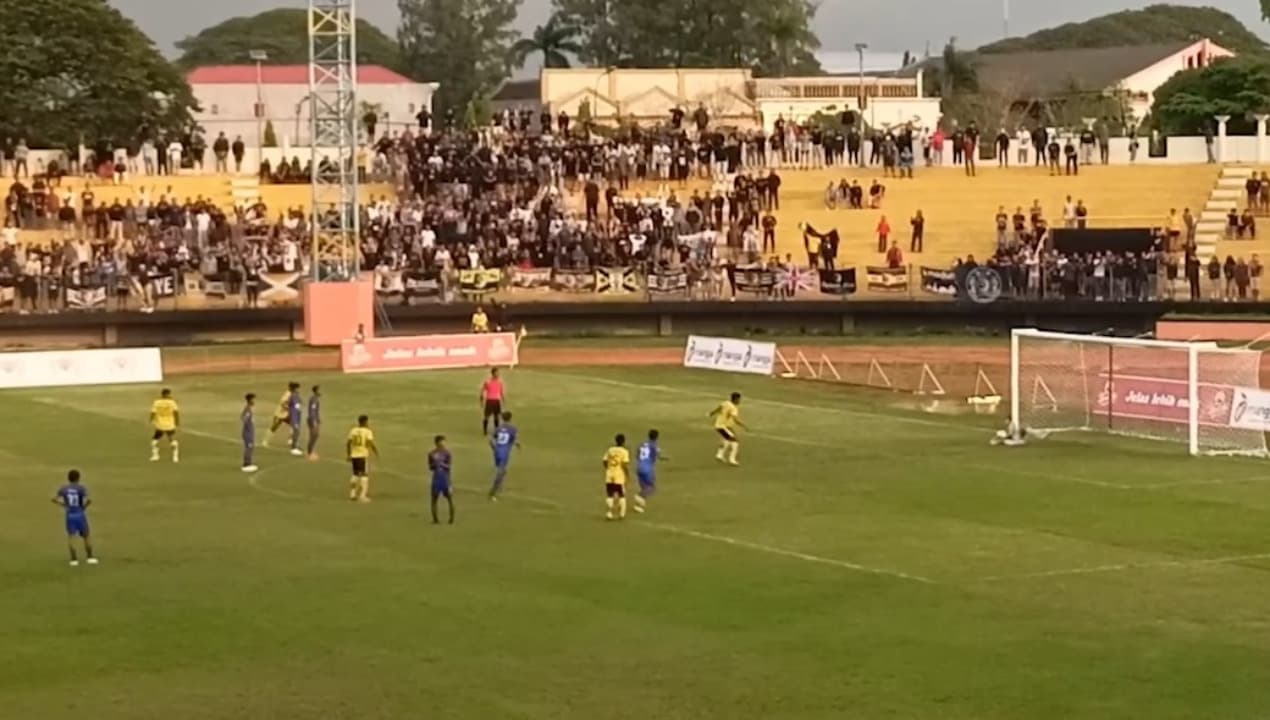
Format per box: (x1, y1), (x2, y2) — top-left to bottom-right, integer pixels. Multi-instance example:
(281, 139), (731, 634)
(488, 412), (520, 501)
(480, 368), (506, 436)
(149, 388), (180, 463)
(634, 429), (667, 514)
(346, 415), (379, 503)
(241, 393), (258, 473)
(52, 469), (97, 566)
(602, 434), (632, 521)
(264, 382), (303, 455)
(428, 435), (455, 524)
(709, 392), (747, 466)
(306, 385), (322, 460)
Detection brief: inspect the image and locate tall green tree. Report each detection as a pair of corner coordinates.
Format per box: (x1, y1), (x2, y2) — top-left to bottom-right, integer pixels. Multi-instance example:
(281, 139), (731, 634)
(398, 0), (521, 121)
(510, 15), (584, 70)
(553, 0), (820, 74)
(175, 9), (404, 72)
(1151, 56), (1270, 135)
(0, 0), (196, 149)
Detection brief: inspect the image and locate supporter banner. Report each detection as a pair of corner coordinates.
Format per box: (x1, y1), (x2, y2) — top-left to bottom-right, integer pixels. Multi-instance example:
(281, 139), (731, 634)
(66, 286), (107, 309)
(552, 268), (597, 293)
(0, 347), (163, 389)
(1092, 374), (1234, 427)
(1230, 387), (1270, 432)
(776, 267), (817, 294)
(682, 334), (775, 376)
(647, 270), (689, 296)
(509, 267), (553, 290)
(459, 269), (502, 295)
(596, 267), (639, 294)
(866, 266), (909, 292)
(920, 266), (958, 296)
(818, 268), (858, 296)
(375, 269), (406, 295)
(0, 282), (13, 308)
(203, 276), (228, 298)
(261, 271), (302, 303)
(735, 267), (776, 294)
(149, 273), (178, 299)
(341, 332), (519, 374)
(404, 271), (442, 298)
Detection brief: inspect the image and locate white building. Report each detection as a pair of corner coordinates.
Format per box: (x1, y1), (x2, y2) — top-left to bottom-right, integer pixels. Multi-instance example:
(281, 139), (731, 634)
(187, 65), (438, 150)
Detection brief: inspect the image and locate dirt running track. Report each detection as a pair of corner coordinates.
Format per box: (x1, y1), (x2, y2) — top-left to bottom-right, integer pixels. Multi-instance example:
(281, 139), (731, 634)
(164, 343), (1012, 397)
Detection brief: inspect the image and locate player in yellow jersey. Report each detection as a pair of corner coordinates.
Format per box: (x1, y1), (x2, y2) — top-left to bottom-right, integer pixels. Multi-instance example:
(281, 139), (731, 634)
(709, 392), (747, 466)
(149, 388), (181, 463)
(345, 415), (379, 503)
(602, 434), (631, 520)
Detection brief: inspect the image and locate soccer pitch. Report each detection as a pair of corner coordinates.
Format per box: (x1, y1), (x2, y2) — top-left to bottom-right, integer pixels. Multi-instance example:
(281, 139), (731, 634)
(5, 362), (1270, 719)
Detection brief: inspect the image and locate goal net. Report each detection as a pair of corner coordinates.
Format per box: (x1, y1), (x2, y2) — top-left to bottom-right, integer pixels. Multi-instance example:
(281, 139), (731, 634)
(1011, 329), (1268, 456)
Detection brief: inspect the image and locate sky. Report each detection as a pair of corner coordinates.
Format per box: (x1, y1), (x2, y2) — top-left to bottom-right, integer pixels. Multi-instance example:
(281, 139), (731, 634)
(110, 0), (1269, 66)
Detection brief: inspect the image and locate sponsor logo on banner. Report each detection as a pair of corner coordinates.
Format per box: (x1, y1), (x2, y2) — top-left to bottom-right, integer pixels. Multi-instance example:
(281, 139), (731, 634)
(458, 269), (502, 295)
(0, 347), (163, 389)
(510, 267), (553, 289)
(595, 267), (640, 294)
(682, 335), (775, 376)
(1092, 374), (1234, 427)
(734, 267), (776, 294)
(920, 266), (958, 296)
(646, 270), (689, 295)
(341, 332), (519, 374)
(866, 266), (908, 292)
(818, 268), (857, 295)
(552, 268), (597, 293)
(1230, 387), (1270, 431)
(964, 266), (1003, 304)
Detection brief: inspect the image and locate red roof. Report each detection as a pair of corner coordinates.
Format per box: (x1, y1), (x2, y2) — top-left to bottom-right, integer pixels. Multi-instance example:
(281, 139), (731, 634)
(187, 65), (414, 85)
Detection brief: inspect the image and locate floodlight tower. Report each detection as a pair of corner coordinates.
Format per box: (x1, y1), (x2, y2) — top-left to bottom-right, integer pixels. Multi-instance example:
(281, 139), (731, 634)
(307, 0), (359, 280)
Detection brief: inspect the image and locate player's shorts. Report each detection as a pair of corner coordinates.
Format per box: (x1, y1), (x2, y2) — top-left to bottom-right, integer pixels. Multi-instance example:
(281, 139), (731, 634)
(605, 482), (625, 498)
(152, 428), (176, 440)
(716, 427), (737, 442)
(483, 399), (503, 418)
(637, 470), (656, 495)
(65, 514), (89, 537)
(350, 457), (368, 476)
(431, 477), (452, 497)
(493, 453), (511, 469)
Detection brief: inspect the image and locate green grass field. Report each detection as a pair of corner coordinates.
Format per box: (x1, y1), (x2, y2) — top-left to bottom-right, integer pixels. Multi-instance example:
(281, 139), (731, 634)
(5, 363), (1270, 719)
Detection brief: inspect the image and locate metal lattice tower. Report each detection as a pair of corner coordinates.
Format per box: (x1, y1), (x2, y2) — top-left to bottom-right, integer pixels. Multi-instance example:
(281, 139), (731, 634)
(307, 0), (359, 281)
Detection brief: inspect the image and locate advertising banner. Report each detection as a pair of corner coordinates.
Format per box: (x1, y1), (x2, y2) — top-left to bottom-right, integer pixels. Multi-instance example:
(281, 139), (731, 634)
(1092, 374), (1234, 427)
(682, 335), (775, 376)
(1230, 387), (1270, 431)
(0, 347), (163, 389)
(341, 332), (519, 374)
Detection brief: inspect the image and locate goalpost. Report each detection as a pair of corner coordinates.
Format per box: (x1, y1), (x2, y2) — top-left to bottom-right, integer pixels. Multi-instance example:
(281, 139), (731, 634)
(1010, 329), (1268, 457)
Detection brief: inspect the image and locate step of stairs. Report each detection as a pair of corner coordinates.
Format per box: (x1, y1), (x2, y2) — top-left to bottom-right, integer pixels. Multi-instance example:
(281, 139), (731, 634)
(229, 177), (262, 210)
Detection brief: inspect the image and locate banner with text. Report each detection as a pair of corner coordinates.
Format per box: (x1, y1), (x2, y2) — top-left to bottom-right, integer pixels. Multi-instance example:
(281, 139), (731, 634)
(646, 270), (689, 296)
(459, 269), (503, 296)
(0, 347), (163, 389)
(509, 267), (553, 290)
(920, 266), (958, 297)
(682, 335), (776, 376)
(341, 332), (519, 374)
(1092, 374), (1234, 427)
(734, 267), (777, 295)
(818, 268), (858, 296)
(551, 268), (597, 293)
(866, 266), (909, 293)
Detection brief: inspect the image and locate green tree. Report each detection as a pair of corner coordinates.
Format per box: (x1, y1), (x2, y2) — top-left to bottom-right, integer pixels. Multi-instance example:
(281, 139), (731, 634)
(0, 0), (196, 149)
(554, 0), (820, 74)
(175, 9), (404, 72)
(510, 15), (583, 70)
(398, 0), (521, 120)
(1151, 56), (1270, 135)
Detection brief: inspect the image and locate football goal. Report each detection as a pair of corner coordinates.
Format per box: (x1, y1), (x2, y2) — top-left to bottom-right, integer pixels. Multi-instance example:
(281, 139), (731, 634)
(1010, 329), (1268, 457)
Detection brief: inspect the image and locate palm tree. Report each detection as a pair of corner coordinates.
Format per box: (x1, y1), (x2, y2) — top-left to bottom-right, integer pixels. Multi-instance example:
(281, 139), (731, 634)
(510, 14), (583, 70)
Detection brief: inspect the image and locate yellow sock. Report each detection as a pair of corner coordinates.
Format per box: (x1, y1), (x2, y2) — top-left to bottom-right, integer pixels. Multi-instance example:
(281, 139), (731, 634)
(617, 497), (627, 518)
(349, 477), (359, 499)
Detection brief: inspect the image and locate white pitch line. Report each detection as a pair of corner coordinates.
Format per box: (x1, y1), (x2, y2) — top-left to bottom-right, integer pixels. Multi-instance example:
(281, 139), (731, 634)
(32, 397), (931, 584)
(976, 552), (1270, 582)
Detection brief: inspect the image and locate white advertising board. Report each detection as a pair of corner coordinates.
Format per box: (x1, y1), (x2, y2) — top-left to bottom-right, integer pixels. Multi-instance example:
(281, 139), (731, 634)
(682, 335), (776, 376)
(0, 347), (164, 390)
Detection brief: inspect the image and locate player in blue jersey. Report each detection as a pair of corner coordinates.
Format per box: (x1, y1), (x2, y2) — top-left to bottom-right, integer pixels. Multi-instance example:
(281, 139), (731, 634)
(428, 435), (455, 524)
(488, 412), (520, 501)
(52, 469), (96, 566)
(634, 429), (667, 514)
(306, 385), (322, 460)
(241, 393), (258, 473)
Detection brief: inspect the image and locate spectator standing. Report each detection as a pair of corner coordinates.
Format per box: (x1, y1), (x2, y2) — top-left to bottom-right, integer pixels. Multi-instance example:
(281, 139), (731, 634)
(876, 215), (891, 253)
(213, 133), (230, 173)
(910, 210), (925, 253)
(14, 139), (29, 179)
(232, 136), (246, 173)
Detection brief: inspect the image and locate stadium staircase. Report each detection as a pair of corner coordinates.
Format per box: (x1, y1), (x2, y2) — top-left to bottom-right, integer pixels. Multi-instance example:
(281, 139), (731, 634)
(1204, 166), (1270, 264)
